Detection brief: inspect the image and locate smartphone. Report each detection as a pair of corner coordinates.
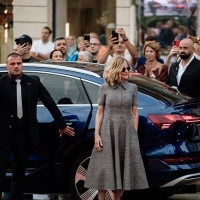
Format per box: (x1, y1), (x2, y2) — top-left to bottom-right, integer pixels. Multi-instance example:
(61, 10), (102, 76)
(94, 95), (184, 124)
(173, 40), (180, 47)
(84, 34), (90, 41)
(112, 31), (119, 44)
(20, 41), (27, 46)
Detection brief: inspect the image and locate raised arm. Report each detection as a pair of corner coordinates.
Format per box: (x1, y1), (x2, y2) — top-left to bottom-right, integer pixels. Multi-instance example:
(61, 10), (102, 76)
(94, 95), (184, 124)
(164, 46), (179, 67)
(116, 28), (138, 65)
(97, 35), (116, 64)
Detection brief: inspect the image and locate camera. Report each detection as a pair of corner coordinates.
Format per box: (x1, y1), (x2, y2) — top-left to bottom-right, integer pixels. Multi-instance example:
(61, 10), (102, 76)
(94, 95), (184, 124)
(112, 31), (119, 44)
(84, 34), (90, 42)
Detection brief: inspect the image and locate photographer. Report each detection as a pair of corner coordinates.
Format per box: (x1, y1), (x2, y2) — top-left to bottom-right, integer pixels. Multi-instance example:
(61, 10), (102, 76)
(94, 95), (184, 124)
(97, 28), (138, 67)
(14, 34), (37, 63)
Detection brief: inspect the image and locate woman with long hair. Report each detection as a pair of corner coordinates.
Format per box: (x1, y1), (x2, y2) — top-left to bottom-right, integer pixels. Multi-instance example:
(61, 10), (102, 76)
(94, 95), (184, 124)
(138, 41), (168, 82)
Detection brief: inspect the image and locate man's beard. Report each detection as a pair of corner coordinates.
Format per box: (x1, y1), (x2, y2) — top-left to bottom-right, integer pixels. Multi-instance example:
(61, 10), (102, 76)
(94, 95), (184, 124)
(180, 52), (191, 60)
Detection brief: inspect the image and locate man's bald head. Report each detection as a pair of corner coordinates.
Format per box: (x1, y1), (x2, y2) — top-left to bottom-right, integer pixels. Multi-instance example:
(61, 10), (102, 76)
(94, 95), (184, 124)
(179, 38), (194, 60)
(180, 38), (194, 49)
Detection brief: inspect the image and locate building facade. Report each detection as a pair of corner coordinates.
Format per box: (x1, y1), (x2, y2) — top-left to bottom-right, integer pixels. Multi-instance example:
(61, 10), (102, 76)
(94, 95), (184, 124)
(1, 0), (137, 63)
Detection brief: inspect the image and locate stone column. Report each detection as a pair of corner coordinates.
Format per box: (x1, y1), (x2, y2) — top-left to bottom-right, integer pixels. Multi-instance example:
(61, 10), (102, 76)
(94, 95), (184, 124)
(55, 0), (67, 38)
(197, 0), (200, 37)
(13, 0), (52, 42)
(116, 0), (136, 45)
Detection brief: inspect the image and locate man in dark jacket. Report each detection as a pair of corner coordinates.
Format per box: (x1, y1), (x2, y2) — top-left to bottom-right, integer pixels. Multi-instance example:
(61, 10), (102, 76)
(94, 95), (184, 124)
(0, 53), (75, 200)
(166, 38), (200, 98)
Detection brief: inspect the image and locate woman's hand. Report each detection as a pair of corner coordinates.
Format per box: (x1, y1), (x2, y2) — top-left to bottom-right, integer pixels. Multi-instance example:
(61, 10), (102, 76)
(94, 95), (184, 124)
(144, 60), (152, 76)
(94, 135), (103, 152)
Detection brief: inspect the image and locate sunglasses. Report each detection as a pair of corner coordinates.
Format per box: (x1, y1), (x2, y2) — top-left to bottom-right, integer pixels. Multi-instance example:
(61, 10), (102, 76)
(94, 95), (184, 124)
(121, 66), (131, 72)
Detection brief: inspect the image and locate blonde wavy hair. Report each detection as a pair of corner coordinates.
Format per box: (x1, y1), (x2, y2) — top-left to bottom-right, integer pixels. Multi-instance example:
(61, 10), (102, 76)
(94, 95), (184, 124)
(142, 41), (161, 59)
(103, 56), (131, 86)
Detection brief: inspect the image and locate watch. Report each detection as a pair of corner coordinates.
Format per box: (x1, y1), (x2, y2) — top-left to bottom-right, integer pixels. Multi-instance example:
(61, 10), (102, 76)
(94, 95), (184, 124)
(123, 37), (128, 42)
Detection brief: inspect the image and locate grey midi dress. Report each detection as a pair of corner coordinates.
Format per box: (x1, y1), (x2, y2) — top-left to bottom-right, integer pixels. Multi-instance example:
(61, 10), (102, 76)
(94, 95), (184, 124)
(84, 80), (148, 190)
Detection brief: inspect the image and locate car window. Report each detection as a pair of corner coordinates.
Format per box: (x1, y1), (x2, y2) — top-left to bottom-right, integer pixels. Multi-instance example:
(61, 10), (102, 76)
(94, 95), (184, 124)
(26, 72), (88, 105)
(128, 76), (191, 105)
(138, 92), (160, 106)
(82, 81), (100, 104)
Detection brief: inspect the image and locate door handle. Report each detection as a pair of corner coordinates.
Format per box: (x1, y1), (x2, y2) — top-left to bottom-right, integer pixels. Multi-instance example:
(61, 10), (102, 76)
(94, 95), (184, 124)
(65, 119), (79, 125)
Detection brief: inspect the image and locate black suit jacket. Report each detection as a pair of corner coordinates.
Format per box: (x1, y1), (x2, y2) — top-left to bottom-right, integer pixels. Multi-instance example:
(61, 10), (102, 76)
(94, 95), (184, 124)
(0, 74), (66, 147)
(166, 57), (200, 98)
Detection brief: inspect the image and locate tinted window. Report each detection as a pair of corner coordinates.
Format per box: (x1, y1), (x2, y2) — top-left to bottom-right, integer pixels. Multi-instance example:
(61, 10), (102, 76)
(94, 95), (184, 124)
(82, 81), (100, 104)
(27, 72), (89, 104)
(128, 76), (191, 105)
(138, 92), (160, 106)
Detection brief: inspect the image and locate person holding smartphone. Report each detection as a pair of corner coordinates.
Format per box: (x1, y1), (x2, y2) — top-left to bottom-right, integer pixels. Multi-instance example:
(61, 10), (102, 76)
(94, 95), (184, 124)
(14, 34), (37, 63)
(97, 28), (138, 67)
(163, 41), (180, 68)
(67, 35), (90, 61)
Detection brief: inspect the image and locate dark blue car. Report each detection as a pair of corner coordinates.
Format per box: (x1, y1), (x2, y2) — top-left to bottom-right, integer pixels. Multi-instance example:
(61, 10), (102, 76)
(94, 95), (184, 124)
(1, 62), (200, 200)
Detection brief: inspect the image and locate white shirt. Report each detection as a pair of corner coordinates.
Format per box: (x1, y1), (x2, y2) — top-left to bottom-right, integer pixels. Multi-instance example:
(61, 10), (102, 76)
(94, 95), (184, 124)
(30, 40), (54, 54)
(176, 55), (194, 85)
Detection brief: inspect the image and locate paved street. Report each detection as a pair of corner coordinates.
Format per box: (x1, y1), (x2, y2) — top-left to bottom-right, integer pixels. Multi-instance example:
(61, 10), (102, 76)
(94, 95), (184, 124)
(169, 193), (200, 199)
(2, 193), (200, 200)
(34, 193), (200, 200)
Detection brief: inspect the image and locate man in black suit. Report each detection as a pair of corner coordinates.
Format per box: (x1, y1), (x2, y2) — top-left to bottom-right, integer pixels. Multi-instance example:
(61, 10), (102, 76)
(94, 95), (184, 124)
(0, 53), (75, 200)
(166, 38), (200, 98)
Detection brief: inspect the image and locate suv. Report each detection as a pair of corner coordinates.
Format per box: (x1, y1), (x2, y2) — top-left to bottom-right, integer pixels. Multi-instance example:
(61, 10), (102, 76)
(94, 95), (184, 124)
(1, 62), (200, 200)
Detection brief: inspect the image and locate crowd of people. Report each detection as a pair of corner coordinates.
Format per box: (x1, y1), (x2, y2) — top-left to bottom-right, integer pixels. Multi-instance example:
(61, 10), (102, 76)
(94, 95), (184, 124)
(139, 19), (190, 53)
(12, 26), (138, 64)
(12, 25), (200, 98)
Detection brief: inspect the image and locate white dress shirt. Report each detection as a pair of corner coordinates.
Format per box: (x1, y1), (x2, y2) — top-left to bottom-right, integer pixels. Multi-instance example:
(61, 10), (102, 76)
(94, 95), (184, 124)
(176, 55), (194, 85)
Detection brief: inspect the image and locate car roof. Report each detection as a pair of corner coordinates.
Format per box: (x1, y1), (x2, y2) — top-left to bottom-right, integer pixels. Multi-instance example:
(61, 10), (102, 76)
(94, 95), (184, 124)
(0, 61), (192, 105)
(39, 61), (105, 77)
(0, 61), (105, 78)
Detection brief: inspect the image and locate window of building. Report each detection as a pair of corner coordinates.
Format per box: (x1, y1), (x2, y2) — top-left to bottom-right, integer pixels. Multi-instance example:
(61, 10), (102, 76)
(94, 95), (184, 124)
(60, 0), (116, 46)
(0, 0), (13, 63)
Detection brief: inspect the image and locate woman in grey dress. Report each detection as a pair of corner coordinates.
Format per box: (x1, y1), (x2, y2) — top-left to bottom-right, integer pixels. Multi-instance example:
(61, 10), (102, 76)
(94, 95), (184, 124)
(84, 56), (148, 200)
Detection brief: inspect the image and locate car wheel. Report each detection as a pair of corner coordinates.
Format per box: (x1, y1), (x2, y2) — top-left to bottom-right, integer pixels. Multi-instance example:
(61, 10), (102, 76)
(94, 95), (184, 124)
(69, 150), (114, 200)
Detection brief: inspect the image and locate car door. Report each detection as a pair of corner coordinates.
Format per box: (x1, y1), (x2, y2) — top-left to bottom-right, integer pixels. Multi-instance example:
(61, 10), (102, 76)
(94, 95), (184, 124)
(2, 70), (94, 187)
